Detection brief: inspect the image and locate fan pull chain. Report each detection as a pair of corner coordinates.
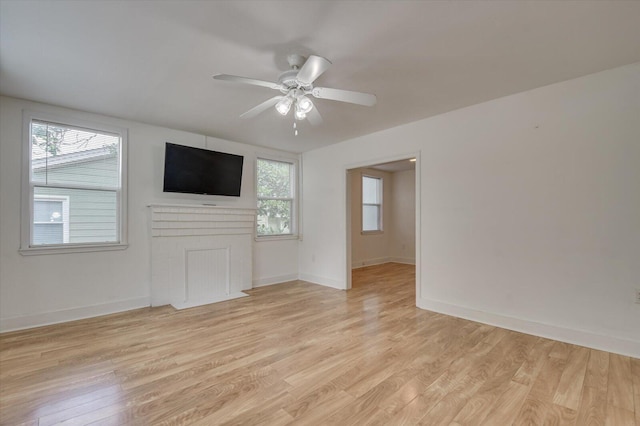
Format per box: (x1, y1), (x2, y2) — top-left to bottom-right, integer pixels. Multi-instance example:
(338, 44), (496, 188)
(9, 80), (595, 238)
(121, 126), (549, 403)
(293, 121), (298, 136)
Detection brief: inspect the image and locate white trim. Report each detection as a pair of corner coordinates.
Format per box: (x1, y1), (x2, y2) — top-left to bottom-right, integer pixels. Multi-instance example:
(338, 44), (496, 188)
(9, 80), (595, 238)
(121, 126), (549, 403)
(361, 174), (383, 232)
(389, 257), (416, 265)
(255, 234), (299, 242)
(0, 297), (150, 333)
(417, 297), (640, 359)
(414, 153), (421, 302)
(252, 273), (299, 288)
(298, 273), (346, 290)
(170, 292), (249, 310)
(345, 169), (353, 289)
(351, 258), (416, 269)
(19, 243), (129, 256)
(351, 256), (391, 269)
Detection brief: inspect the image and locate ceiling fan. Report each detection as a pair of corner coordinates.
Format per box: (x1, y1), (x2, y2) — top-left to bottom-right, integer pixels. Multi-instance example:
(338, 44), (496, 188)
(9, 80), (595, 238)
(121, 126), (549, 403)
(213, 54), (377, 126)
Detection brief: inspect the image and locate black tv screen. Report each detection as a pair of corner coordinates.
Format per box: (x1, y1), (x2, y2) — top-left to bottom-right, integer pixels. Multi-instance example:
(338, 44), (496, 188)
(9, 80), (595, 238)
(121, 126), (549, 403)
(163, 143), (244, 197)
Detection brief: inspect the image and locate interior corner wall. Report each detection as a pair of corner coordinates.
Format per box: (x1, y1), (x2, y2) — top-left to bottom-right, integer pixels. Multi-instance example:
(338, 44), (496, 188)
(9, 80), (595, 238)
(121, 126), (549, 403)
(0, 96), (299, 331)
(389, 169), (416, 264)
(300, 63), (640, 357)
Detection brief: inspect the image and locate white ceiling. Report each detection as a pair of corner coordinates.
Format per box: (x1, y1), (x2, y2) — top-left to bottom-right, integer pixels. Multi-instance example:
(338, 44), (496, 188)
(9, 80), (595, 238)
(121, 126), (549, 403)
(1, 1), (639, 153)
(369, 159), (416, 174)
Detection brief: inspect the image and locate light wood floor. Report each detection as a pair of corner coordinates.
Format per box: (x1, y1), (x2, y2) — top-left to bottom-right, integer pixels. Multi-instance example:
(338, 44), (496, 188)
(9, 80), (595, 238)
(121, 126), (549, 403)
(0, 263), (638, 425)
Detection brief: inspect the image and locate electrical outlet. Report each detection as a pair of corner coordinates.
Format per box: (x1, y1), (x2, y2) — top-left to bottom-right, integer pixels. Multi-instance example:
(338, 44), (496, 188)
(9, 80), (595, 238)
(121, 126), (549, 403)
(636, 289), (640, 304)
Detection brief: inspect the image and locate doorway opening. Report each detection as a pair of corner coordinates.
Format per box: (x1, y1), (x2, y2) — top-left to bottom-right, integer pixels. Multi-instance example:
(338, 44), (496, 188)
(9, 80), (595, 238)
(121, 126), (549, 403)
(345, 155), (421, 303)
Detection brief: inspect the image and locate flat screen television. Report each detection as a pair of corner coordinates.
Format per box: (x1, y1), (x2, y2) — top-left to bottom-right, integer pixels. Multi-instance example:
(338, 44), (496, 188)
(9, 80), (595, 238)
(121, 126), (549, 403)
(163, 142), (244, 197)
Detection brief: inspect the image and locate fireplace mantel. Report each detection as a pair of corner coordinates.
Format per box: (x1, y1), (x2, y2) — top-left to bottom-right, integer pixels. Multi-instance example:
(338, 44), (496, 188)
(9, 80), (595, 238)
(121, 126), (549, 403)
(149, 204), (256, 309)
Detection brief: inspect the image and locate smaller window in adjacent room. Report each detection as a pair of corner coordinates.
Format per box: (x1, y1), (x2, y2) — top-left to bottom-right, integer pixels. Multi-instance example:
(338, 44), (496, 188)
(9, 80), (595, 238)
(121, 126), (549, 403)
(21, 112), (127, 253)
(256, 158), (296, 237)
(362, 175), (382, 232)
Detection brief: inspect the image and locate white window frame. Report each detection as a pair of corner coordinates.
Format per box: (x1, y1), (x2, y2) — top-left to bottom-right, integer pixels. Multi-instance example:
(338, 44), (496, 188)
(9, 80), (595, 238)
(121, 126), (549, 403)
(362, 174), (383, 234)
(33, 195), (70, 244)
(255, 156), (298, 241)
(20, 110), (128, 255)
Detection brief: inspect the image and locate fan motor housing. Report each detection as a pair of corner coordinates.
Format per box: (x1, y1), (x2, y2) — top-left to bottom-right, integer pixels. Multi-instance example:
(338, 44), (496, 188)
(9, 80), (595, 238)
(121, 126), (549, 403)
(278, 70), (298, 89)
(278, 70), (312, 92)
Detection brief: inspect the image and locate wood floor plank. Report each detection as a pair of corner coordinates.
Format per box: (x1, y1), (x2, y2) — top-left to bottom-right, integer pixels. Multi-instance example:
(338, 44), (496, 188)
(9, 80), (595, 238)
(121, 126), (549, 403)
(553, 346), (589, 410)
(449, 332), (538, 425)
(607, 353), (634, 412)
(527, 356), (568, 404)
(575, 386), (607, 426)
(631, 358), (640, 426)
(478, 380), (530, 425)
(283, 390), (355, 425)
(542, 402), (578, 426)
(584, 349), (610, 389)
(512, 338), (555, 386)
(604, 404), (636, 426)
(512, 397), (547, 425)
(0, 263), (636, 425)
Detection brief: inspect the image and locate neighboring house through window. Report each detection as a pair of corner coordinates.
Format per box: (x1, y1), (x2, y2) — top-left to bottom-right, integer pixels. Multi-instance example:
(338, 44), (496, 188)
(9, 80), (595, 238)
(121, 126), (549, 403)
(256, 158), (296, 237)
(362, 175), (382, 232)
(21, 112), (127, 253)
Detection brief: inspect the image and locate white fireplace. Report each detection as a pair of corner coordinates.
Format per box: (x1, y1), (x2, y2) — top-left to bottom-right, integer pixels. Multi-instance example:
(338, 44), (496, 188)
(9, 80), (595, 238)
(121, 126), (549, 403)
(149, 204), (255, 309)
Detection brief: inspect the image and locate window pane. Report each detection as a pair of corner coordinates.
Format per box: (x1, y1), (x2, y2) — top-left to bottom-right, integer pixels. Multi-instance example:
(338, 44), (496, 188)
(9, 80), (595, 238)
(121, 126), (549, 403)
(257, 199), (291, 235)
(362, 176), (380, 204)
(33, 224), (63, 245)
(363, 205), (380, 231)
(31, 121), (120, 188)
(257, 159), (291, 198)
(33, 186), (118, 245)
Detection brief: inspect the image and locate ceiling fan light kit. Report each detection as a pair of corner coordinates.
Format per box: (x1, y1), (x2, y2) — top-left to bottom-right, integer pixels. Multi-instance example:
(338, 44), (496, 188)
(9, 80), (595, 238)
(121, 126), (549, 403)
(275, 96), (293, 115)
(297, 96), (313, 113)
(213, 53), (377, 130)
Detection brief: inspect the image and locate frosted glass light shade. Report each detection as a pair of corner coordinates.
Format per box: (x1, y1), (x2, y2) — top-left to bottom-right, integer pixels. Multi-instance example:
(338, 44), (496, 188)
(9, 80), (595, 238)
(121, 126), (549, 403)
(275, 97), (293, 115)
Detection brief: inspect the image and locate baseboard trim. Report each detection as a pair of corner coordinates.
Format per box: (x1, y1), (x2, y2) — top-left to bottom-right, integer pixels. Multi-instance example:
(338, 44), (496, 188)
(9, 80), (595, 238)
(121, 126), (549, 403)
(252, 273), (299, 288)
(0, 297), (151, 333)
(298, 273), (345, 290)
(388, 257), (416, 265)
(170, 292), (248, 310)
(351, 257), (390, 269)
(352, 258), (416, 270)
(417, 297), (640, 358)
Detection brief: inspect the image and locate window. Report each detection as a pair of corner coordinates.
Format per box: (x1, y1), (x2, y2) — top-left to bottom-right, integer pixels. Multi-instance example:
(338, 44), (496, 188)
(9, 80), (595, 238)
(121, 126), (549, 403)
(33, 195), (69, 245)
(21, 112), (127, 253)
(362, 175), (382, 232)
(256, 158), (296, 237)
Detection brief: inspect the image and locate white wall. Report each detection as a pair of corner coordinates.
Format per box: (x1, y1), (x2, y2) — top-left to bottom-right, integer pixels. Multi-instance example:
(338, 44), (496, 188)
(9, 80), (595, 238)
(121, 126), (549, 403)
(389, 169), (416, 264)
(0, 96), (299, 331)
(300, 63), (640, 357)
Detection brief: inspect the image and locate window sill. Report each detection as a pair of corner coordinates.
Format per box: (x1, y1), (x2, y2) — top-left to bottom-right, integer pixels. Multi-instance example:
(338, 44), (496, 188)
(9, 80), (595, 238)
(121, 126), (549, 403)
(255, 234), (299, 242)
(361, 230), (384, 235)
(19, 243), (129, 256)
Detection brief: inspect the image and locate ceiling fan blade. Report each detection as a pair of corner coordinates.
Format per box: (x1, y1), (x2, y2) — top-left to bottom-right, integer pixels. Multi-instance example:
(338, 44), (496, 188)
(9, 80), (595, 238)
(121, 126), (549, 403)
(296, 55), (332, 85)
(306, 106), (323, 126)
(240, 96), (283, 119)
(311, 87), (377, 107)
(214, 74), (283, 90)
